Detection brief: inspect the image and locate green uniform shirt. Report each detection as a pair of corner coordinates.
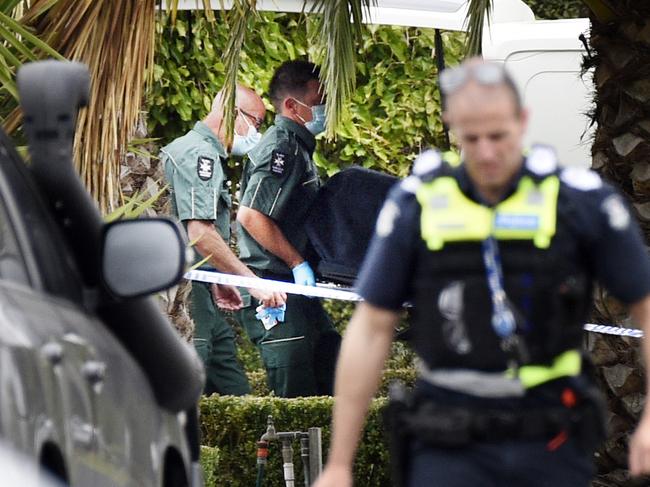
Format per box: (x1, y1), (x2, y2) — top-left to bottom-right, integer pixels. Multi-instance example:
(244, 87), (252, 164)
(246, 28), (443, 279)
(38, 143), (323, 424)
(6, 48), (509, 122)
(160, 121), (232, 264)
(238, 115), (321, 275)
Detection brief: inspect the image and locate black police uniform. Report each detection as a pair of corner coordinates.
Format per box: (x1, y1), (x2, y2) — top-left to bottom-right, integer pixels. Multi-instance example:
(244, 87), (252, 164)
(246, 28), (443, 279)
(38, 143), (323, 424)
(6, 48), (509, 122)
(357, 147), (650, 487)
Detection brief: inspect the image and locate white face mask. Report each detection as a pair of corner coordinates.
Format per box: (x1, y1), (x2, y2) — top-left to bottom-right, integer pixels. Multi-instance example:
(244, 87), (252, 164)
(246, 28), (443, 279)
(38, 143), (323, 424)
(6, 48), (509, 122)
(231, 109), (262, 156)
(293, 98), (327, 136)
(231, 125), (261, 156)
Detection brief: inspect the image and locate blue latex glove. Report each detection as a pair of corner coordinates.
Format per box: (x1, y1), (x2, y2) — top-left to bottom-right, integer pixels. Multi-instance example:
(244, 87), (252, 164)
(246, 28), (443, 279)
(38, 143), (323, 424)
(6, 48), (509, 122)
(292, 261), (316, 287)
(255, 304), (287, 330)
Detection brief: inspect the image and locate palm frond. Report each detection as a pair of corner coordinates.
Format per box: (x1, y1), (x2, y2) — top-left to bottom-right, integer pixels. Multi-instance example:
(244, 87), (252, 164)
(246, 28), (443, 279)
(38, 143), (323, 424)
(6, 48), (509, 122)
(220, 0), (258, 146)
(161, 0), (213, 25)
(127, 137), (161, 160)
(582, 0), (616, 23)
(202, 0), (215, 22)
(190, 254), (211, 271)
(463, 0), (491, 57)
(105, 183), (168, 221)
(168, 0), (180, 25)
(0, 4), (65, 108)
(310, 0), (375, 138)
(14, 0), (158, 214)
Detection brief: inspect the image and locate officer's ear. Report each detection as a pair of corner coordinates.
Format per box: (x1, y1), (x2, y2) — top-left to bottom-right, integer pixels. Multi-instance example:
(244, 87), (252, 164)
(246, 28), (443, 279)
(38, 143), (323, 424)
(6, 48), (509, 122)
(520, 106), (529, 124)
(442, 109), (451, 126)
(282, 96), (297, 116)
(517, 106), (529, 135)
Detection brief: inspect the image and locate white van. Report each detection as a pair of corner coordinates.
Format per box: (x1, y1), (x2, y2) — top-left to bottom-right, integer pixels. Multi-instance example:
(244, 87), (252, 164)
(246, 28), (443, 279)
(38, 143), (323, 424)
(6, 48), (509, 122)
(482, 17), (592, 167)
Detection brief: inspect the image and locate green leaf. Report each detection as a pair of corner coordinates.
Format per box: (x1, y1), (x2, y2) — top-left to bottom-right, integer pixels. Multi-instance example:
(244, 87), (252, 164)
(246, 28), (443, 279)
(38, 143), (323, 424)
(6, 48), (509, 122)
(0, 11), (64, 60)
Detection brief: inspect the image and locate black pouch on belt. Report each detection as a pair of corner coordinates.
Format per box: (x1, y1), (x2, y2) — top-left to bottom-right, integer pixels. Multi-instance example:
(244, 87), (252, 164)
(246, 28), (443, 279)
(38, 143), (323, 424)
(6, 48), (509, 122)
(384, 382), (415, 487)
(383, 381), (478, 487)
(567, 362), (608, 452)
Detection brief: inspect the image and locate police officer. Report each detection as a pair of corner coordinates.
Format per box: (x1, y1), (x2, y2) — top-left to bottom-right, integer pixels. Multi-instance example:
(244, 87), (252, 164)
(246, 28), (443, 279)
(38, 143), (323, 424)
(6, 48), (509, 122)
(314, 58), (650, 487)
(236, 60), (341, 398)
(161, 84), (286, 396)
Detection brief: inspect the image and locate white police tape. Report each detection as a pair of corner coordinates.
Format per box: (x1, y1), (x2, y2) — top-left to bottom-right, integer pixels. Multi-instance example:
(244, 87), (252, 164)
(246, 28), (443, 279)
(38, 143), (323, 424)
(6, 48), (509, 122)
(184, 269), (362, 301)
(185, 270), (644, 338)
(583, 323), (643, 338)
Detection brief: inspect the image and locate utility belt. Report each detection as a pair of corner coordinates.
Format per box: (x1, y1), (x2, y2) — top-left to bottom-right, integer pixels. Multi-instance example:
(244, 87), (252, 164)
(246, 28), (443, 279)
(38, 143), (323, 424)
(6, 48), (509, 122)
(415, 349), (583, 397)
(384, 373), (606, 487)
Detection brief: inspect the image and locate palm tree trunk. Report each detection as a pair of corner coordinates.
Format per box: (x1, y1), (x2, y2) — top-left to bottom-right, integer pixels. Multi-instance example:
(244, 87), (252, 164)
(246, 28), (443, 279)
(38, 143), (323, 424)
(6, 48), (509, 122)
(119, 117), (195, 341)
(586, 3), (650, 484)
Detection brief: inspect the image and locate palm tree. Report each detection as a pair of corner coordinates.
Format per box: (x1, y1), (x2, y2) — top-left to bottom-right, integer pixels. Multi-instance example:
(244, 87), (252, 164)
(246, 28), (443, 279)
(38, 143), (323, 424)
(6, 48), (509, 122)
(581, 3), (650, 485)
(0, 1), (157, 214)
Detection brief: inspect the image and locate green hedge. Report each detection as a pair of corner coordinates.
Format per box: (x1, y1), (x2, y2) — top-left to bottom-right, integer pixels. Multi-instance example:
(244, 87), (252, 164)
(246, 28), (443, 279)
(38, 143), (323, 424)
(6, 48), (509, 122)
(246, 366), (416, 397)
(199, 445), (220, 486)
(200, 395), (390, 486)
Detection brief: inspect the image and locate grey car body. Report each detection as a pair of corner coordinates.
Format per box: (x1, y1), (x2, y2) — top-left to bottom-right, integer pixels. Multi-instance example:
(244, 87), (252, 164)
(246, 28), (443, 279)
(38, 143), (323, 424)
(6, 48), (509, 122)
(0, 62), (205, 485)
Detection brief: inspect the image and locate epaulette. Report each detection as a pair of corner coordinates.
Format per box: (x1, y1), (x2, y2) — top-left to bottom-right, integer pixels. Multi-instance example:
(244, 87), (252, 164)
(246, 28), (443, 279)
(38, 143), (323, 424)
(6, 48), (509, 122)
(523, 144), (560, 182)
(402, 149), (458, 193)
(411, 149), (442, 179)
(560, 166), (602, 191)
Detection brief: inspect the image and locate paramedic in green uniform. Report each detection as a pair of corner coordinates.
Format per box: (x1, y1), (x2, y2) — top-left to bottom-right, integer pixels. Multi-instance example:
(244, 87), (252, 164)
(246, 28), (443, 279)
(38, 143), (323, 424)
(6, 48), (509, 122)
(237, 60), (341, 398)
(161, 84), (286, 396)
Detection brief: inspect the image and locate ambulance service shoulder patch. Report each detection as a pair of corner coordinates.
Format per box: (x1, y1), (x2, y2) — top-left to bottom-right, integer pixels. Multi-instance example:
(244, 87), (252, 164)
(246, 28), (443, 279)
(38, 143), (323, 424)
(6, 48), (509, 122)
(270, 150), (288, 176)
(197, 155), (215, 181)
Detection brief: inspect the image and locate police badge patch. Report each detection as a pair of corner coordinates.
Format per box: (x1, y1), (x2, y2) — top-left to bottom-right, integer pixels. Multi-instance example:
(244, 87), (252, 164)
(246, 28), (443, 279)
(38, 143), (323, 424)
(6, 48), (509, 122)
(601, 194), (630, 231)
(197, 156), (214, 181)
(270, 150), (287, 176)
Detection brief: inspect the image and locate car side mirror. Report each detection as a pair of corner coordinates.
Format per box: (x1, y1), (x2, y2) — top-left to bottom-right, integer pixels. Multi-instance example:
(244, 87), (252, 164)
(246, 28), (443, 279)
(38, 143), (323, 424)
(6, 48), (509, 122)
(101, 218), (186, 299)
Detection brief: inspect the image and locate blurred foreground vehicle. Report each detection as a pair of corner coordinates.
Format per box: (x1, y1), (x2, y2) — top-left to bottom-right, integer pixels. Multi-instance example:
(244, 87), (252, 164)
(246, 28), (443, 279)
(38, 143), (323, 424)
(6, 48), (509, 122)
(0, 440), (64, 486)
(0, 60), (204, 486)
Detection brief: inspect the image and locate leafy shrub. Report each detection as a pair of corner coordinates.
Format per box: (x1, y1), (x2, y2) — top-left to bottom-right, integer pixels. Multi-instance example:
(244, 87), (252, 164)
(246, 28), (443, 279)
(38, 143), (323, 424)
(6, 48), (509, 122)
(322, 299), (355, 335)
(523, 0), (588, 19)
(199, 445), (220, 486)
(247, 369), (269, 396)
(246, 366), (416, 397)
(200, 395), (390, 486)
(148, 11), (465, 185)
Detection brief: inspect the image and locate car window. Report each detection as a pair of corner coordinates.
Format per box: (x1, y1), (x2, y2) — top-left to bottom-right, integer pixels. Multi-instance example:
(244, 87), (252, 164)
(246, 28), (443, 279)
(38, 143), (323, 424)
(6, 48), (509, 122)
(0, 134), (83, 302)
(0, 194), (30, 286)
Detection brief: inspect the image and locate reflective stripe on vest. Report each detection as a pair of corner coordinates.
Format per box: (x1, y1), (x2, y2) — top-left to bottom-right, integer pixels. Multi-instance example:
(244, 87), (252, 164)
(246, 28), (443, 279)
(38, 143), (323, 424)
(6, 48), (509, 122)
(513, 349), (582, 389)
(442, 150), (461, 167)
(416, 174), (560, 250)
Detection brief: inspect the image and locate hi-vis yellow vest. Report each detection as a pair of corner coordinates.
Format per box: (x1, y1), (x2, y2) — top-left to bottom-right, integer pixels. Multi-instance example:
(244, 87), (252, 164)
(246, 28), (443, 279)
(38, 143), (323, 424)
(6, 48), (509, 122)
(416, 174), (561, 251)
(413, 167), (581, 388)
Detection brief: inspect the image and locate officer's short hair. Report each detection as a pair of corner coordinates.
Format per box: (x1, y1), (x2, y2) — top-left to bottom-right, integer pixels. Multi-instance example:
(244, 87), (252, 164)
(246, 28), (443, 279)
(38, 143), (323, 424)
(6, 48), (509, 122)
(269, 60), (321, 112)
(441, 60), (522, 115)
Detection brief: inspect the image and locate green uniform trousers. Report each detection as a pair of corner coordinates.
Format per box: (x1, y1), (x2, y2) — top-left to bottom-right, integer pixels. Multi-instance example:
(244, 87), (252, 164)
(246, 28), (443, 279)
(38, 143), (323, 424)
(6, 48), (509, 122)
(190, 281), (251, 396)
(239, 289), (341, 398)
